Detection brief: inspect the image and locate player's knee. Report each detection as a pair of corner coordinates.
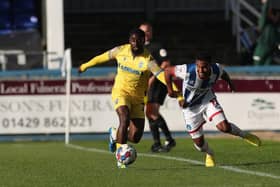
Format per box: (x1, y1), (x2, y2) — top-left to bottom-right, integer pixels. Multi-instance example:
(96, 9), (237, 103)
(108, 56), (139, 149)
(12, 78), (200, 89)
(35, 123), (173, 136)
(194, 143), (203, 152)
(194, 141), (208, 152)
(119, 118), (130, 128)
(193, 138), (205, 151)
(118, 113), (130, 127)
(216, 120), (231, 133)
(146, 111), (159, 121)
(133, 137), (141, 143)
(145, 111), (153, 119)
(128, 130), (143, 143)
(129, 134), (141, 143)
(117, 106), (130, 121)
(145, 105), (160, 120)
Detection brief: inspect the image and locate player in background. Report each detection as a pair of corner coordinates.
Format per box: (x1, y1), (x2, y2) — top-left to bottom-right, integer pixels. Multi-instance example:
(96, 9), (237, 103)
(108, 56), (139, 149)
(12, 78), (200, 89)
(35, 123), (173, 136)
(164, 52), (261, 167)
(79, 28), (183, 168)
(139, 22), (176, 152)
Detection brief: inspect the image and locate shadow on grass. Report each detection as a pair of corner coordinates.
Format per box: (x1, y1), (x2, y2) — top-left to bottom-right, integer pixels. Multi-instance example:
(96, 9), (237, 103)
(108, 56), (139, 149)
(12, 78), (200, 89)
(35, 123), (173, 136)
(222, 160), (280, 167)
(133, 164), (205, 171)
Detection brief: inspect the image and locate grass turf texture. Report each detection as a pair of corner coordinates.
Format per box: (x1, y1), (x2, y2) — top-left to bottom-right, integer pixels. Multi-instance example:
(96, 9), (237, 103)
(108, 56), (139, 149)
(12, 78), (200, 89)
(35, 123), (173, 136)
(0, 138), (279, 187)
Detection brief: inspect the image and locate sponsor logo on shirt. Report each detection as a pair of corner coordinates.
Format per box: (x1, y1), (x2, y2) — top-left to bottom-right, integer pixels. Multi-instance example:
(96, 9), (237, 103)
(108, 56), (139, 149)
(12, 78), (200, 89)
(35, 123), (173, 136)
(159, 49), (167, 57)
(118, 64), (143, 75)
(138, 61), (144, 68)
(186, 124), (192, 131)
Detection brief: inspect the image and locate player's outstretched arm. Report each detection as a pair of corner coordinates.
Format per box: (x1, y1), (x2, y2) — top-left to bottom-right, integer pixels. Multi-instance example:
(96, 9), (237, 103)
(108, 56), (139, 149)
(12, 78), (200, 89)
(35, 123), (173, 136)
(148, 60), (184, 100)
(165, 66), (188, 108)
(78, 51), (111, 73)
(164, 66), (180, 98)
(221, 70), (235, 92)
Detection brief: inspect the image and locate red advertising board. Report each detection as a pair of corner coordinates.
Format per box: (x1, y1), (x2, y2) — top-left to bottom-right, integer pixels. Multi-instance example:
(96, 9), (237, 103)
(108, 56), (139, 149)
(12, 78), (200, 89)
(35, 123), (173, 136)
(0, 79), (279, 95)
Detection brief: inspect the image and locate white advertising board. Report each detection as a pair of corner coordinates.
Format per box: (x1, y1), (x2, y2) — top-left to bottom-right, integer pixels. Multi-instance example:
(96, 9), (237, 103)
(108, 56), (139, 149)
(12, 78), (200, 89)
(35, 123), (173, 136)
(0, 93), (279, 134)
(162, 93), (280, 132)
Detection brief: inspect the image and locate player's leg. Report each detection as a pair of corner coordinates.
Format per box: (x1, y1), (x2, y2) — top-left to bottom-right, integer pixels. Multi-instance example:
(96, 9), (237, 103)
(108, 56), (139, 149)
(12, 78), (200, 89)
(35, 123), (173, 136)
(146, 103), (175, 152)
(188, 123), (215, 167)
(216, 120), (261, 147)
(206, 99), (261, 147)
(193, 135), (215, 167)
(110, 94), (131, 153)
(128, 118), (145, 143)
(116, 105), (130, 145)
(114, 105), (131, 169)
(146, 102), (162, 152)
(114, 103), (145, 168)
(115, 117), (144, 169)
(183, 107), (215, 167)
(128, 103), (145, 143)
(111, 94), (140, 168)
(155, 82), (176, 150)
(157, 112), (176, 151)
(146, 82), (175, 152)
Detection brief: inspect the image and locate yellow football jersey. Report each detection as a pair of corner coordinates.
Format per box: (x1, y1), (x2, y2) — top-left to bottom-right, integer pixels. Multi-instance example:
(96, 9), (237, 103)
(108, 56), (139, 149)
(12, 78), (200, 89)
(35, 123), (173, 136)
(79, 43), (183, 105)
(111, 44), (153, 101)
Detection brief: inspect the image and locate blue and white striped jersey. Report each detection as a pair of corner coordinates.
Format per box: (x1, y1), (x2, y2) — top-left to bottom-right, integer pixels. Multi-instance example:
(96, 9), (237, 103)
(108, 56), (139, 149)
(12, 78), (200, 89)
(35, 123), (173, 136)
(174, 63), (223, 107)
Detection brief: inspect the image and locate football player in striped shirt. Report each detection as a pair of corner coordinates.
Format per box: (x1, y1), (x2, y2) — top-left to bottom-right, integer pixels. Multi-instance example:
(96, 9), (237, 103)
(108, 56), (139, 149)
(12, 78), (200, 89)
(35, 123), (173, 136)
(164, 52), (261, 167)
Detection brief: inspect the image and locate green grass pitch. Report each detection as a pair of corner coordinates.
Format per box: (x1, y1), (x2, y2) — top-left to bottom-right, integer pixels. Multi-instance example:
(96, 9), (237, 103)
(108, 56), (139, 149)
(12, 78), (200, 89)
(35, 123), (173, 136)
(0, 138), (279, 187)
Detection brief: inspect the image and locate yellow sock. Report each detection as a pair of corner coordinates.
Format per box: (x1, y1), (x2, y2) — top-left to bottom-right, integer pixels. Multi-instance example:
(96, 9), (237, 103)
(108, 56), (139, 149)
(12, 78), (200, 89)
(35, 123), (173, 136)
(116, 143), (122, 150)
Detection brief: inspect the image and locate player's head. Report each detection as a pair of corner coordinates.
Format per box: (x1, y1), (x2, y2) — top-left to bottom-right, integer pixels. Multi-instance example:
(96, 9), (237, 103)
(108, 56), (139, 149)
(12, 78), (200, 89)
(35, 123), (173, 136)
(195, 52), (212, 80)
(129, 28), (145, 56)
(139, 22), (153, 44)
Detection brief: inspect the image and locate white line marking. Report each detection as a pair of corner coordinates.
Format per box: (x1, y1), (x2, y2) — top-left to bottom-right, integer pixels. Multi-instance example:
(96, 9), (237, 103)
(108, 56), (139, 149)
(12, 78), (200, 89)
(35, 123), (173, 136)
(66, 144), (280, 180)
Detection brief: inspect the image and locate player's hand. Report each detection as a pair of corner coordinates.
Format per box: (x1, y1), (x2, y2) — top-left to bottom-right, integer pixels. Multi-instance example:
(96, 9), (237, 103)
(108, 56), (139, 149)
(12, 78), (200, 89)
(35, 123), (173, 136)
(229, 83), (236, 93)
(78, 67), (83, 74)
(178, 99), (188, 108)
(78, 64), (86, 74)
(167, 89), (180, 98)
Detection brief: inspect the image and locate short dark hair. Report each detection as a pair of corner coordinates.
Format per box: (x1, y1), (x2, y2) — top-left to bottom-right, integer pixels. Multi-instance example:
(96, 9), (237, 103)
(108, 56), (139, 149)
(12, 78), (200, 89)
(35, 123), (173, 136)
(195, 52), (212, 63)
(139, 21), (152, 28)
(129, 28), (145, 39)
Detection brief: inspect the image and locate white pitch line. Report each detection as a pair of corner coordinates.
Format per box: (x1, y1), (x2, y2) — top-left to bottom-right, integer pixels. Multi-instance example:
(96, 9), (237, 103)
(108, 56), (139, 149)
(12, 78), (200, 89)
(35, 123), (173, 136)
(66, 143), (111, 154)
(66, 144), (280, 180)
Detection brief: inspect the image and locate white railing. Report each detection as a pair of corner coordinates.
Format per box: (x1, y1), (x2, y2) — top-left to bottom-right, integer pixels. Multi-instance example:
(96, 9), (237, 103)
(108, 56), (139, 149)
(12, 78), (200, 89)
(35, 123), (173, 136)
(0, 50), (26, 71)
(0, 50), (61, 71)
(225, 0), (261, 52)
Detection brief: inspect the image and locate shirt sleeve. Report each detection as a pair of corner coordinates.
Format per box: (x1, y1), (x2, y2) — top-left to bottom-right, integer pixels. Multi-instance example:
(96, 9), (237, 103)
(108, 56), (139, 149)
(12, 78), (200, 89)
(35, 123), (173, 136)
(79, 51), (111, 71)
(158, 47), (168, 61)
(215, 63), (224, 79)
(174, 64), (187, 79)
(148, 42), (169, 63)
(108, 45), (122, 59)
(148, 60), (184, 101)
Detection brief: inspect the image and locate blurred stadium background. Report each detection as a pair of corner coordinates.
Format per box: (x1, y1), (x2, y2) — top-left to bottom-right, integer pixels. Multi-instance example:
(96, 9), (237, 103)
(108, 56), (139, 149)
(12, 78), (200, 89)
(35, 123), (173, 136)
(0, 0), (279, 142)
(0, 1), (280, 186)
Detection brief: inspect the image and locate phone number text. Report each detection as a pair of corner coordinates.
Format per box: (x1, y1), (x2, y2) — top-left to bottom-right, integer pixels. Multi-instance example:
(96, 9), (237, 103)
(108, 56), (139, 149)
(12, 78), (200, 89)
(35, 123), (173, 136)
(1, 117), (93, 128)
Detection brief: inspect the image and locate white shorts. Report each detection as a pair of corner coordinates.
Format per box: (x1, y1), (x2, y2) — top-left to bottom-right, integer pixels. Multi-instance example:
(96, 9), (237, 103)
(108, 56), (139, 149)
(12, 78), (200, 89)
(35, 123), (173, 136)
(182, 98), (226, 139)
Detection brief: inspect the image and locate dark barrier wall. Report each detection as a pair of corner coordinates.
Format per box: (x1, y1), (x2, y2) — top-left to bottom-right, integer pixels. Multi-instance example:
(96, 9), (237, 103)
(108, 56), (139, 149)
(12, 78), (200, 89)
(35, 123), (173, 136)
(64, 0), (261, 13)
(64, 0), (224, 13)
(0, 30), (43, 70)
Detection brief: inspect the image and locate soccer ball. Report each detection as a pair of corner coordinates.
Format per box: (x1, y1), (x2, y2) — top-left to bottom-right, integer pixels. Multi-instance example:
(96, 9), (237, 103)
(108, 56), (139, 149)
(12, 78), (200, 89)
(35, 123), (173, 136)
(115, 144), (137, 165)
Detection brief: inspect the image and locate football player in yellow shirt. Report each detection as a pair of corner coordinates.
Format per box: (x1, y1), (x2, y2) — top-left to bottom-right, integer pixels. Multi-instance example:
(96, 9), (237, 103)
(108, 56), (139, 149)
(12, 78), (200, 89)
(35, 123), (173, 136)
(79, 28), (183, 168)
